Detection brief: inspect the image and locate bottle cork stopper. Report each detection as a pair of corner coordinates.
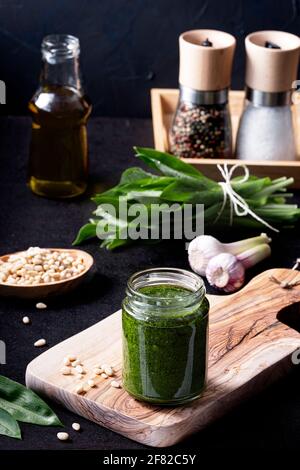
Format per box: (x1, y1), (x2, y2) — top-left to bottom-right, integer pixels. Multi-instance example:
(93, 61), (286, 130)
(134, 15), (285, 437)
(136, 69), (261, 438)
(179, 29), (236, 91)
(245, 31), (300, 93)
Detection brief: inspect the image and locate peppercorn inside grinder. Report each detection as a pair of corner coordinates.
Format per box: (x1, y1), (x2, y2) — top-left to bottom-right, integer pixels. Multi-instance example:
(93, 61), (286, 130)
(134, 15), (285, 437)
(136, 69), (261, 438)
(236, 31), (300, 161)
(169, 29), (236, 159)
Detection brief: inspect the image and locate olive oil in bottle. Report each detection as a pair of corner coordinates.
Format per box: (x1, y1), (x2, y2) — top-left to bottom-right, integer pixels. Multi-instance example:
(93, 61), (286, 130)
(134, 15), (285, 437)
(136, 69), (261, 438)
(28, 35), (92, 198)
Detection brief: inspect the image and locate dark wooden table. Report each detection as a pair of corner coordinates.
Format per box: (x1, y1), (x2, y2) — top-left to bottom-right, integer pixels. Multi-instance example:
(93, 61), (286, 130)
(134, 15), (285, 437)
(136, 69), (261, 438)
(0, 116), (300, 450)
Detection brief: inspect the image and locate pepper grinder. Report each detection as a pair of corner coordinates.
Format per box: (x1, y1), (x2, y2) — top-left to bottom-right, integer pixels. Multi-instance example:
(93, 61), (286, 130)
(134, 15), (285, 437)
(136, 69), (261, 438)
(236, 31), (300, 161)
(169, 29), (236, 159)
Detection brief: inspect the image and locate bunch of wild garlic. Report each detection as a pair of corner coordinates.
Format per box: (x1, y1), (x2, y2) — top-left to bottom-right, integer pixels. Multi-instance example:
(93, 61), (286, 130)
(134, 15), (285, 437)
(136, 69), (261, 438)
(74, 147), (300, 250)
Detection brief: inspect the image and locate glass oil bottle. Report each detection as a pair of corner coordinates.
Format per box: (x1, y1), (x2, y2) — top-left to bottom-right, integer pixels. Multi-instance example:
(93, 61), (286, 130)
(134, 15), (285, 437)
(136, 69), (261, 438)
(28, 34), (92, 198)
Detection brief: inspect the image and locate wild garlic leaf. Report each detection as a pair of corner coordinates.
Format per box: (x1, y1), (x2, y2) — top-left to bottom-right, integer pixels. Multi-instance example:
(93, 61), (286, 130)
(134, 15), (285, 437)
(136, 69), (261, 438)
(134, 146), (214, 187)
(0, 376), (62, 427)
(73, 222), (97, 245)
(0, 408), (21, 440)
(120, 167), (155, 184)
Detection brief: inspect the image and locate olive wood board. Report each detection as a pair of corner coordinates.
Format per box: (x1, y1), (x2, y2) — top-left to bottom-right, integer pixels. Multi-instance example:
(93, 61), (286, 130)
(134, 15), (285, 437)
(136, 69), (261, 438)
(26, 268), (300, 447)
(151, 88), (300, 188)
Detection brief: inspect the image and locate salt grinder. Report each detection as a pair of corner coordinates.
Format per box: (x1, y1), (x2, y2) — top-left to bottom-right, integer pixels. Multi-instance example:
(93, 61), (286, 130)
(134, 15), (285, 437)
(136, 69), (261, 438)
(236, 31), (300, 161)
(169, 29), (236, 159)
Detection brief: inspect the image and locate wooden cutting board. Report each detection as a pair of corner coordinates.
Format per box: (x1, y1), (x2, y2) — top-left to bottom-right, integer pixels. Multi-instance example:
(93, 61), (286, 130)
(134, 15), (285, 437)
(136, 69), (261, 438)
(26, 268), (300, 447)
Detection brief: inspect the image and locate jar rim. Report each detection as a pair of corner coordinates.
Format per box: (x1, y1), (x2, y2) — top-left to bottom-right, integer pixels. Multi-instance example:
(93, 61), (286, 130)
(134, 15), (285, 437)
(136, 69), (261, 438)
(124, 268), (207, 321)
(126, 267), (205, 307)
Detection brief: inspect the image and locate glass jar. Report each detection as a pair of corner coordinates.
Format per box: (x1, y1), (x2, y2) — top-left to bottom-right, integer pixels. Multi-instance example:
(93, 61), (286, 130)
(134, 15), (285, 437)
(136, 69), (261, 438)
(122, 268), (209, 405)
(27, 34), (92, 198)
(236, 87), (297, 161)
(169, 86), (232, 158)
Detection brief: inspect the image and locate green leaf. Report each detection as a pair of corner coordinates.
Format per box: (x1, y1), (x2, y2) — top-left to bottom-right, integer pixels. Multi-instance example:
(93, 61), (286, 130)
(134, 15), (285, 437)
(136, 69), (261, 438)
(134, 147), (215, 188)
(161, 181), (222, 205)
(101, 236), (132, 250)
(0, 376), (63, 427)
(231, 177), (270, 197)
(73, 223), (97, 245)
(119, 167), (155, 184)
(0, 408), (21, 440)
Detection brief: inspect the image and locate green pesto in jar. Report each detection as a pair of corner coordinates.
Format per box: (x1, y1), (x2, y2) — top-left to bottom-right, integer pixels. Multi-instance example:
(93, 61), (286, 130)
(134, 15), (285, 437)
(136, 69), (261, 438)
(122, 283), (209, 405)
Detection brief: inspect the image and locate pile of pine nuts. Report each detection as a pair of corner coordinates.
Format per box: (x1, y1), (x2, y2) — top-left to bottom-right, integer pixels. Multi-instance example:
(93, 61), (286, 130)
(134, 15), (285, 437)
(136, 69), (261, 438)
(0, 247), (86, 285)
(60, 354), (121, 393)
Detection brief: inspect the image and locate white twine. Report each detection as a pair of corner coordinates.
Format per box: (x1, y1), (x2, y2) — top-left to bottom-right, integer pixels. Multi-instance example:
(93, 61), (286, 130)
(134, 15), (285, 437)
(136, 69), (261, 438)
(214, 163), (279, 233)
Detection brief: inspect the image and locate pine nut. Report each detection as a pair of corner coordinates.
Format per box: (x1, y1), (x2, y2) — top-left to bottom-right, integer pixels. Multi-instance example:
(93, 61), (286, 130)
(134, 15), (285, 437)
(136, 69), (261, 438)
(57, 432), (69, 441)
(66, 354), (77, 362)
(87, 379), (95, 387)
(72, 359), (81, 367)
(63, 357), (71, 366)
(75, 365), (84, 374)
(34, 265), (43, 272)
(83, 383), (91, 392)
(104, 366), (114, 377)
(61, 366), (72, 375)
(93, 367), (102, 375)
(72, 423), (81, 431)
(36, 302), (47, 309)
(101, 373), (108, 379)
(75, 384), (84, 394)
(34, 338), (46, 347)
(111, 380), (121, 389)
(22, 316), (30, 324)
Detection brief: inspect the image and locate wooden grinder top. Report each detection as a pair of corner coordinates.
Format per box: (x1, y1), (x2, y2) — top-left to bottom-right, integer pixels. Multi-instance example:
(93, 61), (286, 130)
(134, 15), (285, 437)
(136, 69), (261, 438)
(245, 30), (300, 93)
(179, 29), (236, 92)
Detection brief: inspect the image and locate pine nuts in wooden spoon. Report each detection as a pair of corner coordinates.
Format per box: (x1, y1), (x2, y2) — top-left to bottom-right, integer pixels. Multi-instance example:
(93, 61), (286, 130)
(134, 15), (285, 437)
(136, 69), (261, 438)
(0, 248), (94, 300)
(0, 247), (87, 286)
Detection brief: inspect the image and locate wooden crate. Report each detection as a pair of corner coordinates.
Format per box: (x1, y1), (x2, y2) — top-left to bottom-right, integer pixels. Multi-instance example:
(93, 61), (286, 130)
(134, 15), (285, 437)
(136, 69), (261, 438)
(151, 88), (300, 188)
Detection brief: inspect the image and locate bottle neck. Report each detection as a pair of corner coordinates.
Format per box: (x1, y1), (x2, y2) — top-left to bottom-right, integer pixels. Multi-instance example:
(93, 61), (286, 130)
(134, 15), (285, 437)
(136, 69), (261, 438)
(41, 56), (82, 91)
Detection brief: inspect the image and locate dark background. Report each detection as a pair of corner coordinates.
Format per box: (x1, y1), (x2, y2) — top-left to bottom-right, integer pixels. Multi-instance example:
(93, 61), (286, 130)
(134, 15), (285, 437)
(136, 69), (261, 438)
(1, 0), (300, 453)
(1, 0), (300, 117)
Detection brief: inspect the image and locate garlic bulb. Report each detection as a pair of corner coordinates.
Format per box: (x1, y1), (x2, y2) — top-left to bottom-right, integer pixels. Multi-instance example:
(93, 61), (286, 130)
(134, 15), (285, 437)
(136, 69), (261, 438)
(206, 253), (245, 293)
(188, 233), (271, 276)
(206, 243), (271, 293)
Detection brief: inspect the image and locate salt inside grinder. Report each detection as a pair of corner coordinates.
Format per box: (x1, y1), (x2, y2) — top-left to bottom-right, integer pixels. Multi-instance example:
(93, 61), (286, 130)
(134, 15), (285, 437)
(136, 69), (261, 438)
(169, 29), (236, 158)
(236, 31), (300, 161)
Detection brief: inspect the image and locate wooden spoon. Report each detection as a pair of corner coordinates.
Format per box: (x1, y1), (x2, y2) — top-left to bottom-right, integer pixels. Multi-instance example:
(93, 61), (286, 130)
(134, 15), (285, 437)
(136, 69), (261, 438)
(0, 248), (94, 299)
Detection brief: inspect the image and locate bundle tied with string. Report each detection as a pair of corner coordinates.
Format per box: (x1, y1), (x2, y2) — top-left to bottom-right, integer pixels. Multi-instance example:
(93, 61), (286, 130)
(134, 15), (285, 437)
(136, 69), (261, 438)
(214, 163), (279, 232)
